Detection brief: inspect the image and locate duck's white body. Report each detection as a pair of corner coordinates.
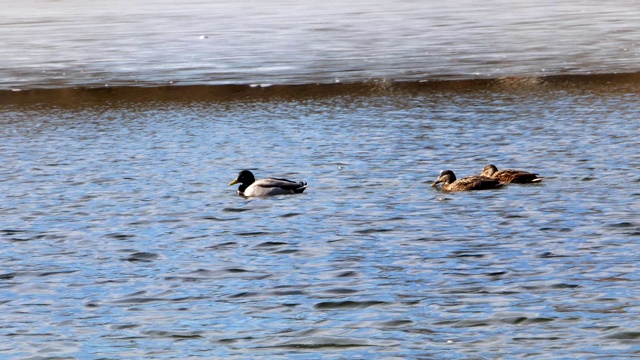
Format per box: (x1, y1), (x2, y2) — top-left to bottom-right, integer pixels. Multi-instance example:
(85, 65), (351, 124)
(241, 178), (307, 197)
(229, 170), (307, 197)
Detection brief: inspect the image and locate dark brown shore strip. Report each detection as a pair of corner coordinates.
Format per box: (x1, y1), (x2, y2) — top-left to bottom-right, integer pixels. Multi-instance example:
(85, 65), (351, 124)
(2, 72), (639, 107)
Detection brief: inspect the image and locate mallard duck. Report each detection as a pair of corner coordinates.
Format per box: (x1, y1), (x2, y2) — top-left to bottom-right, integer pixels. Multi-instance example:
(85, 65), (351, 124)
(229, 170), (307, 197)
(481, 164), (544, 183)
(431, 170), (503, 192)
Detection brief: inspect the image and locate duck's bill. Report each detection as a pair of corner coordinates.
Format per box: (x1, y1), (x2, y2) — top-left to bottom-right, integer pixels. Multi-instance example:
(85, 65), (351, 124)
(431, 181), (440, 187)
(229, 178), (239, 186)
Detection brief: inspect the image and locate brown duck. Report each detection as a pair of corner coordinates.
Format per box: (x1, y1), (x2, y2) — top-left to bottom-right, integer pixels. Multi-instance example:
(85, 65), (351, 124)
(481, 164), (544, 183)
(431, 170), (503, 192)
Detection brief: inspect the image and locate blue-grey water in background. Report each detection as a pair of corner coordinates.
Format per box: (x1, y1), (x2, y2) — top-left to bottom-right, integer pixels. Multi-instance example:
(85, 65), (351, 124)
(1, 1), (640, 359)
(1, 0), (639, 88)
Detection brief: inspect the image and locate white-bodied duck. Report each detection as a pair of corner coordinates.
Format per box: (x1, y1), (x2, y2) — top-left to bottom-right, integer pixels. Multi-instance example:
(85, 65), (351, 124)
(229, 170), (307, 197)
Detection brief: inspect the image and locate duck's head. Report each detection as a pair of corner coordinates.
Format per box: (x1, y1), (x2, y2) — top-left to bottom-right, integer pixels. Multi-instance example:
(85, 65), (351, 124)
(229, 170), (256, 186)
(481, 164), (498, 177)
(431, 170), (456, 186)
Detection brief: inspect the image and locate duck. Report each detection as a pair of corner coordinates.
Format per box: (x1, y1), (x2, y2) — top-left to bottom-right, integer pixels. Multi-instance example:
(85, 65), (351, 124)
(229, 170), (307, 197)
(431, 170), (503, 192)
(480, 164), (544, 183)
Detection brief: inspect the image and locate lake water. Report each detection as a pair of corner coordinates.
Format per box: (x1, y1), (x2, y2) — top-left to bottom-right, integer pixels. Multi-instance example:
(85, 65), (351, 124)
(1, 1), (640, 359)
(1, 0), (639, 88)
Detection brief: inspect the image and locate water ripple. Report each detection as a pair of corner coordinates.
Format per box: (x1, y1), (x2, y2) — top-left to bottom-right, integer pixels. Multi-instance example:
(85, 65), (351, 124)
(1, 83), (639, 358)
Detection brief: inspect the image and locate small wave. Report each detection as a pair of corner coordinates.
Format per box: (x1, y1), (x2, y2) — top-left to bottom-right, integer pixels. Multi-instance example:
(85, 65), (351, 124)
(604, 331), (640, 340)
(123, 252), (160, 262)
(2, 72), (639, 106)
(273, 336), (373, 349)
(314, 300), (389, 310)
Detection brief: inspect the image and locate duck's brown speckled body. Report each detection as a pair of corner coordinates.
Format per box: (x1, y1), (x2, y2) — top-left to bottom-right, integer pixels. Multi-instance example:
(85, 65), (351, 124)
(432, 170), (503, 192)
(481, 164), (544, 184)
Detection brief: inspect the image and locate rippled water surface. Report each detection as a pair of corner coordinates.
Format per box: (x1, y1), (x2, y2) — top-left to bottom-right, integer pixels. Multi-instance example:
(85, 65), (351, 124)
(2, 82), (640, 358)
(2, 0), (640, 358)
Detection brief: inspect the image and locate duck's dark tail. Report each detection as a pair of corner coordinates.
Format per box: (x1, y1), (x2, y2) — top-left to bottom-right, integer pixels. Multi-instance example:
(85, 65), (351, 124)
(294, 182), (308, 193)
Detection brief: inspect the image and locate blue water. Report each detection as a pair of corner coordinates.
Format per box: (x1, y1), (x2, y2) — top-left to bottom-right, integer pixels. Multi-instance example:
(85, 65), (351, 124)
(2, 85), (640, 358)
(2, 0), (640, 358)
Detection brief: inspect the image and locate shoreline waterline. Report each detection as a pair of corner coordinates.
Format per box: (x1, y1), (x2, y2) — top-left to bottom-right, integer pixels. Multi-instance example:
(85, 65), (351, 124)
(2, 71), (640, 106)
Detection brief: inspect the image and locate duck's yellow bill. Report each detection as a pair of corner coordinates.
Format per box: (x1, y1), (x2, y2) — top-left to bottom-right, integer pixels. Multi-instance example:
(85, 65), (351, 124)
(229, 178), (239, 186)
